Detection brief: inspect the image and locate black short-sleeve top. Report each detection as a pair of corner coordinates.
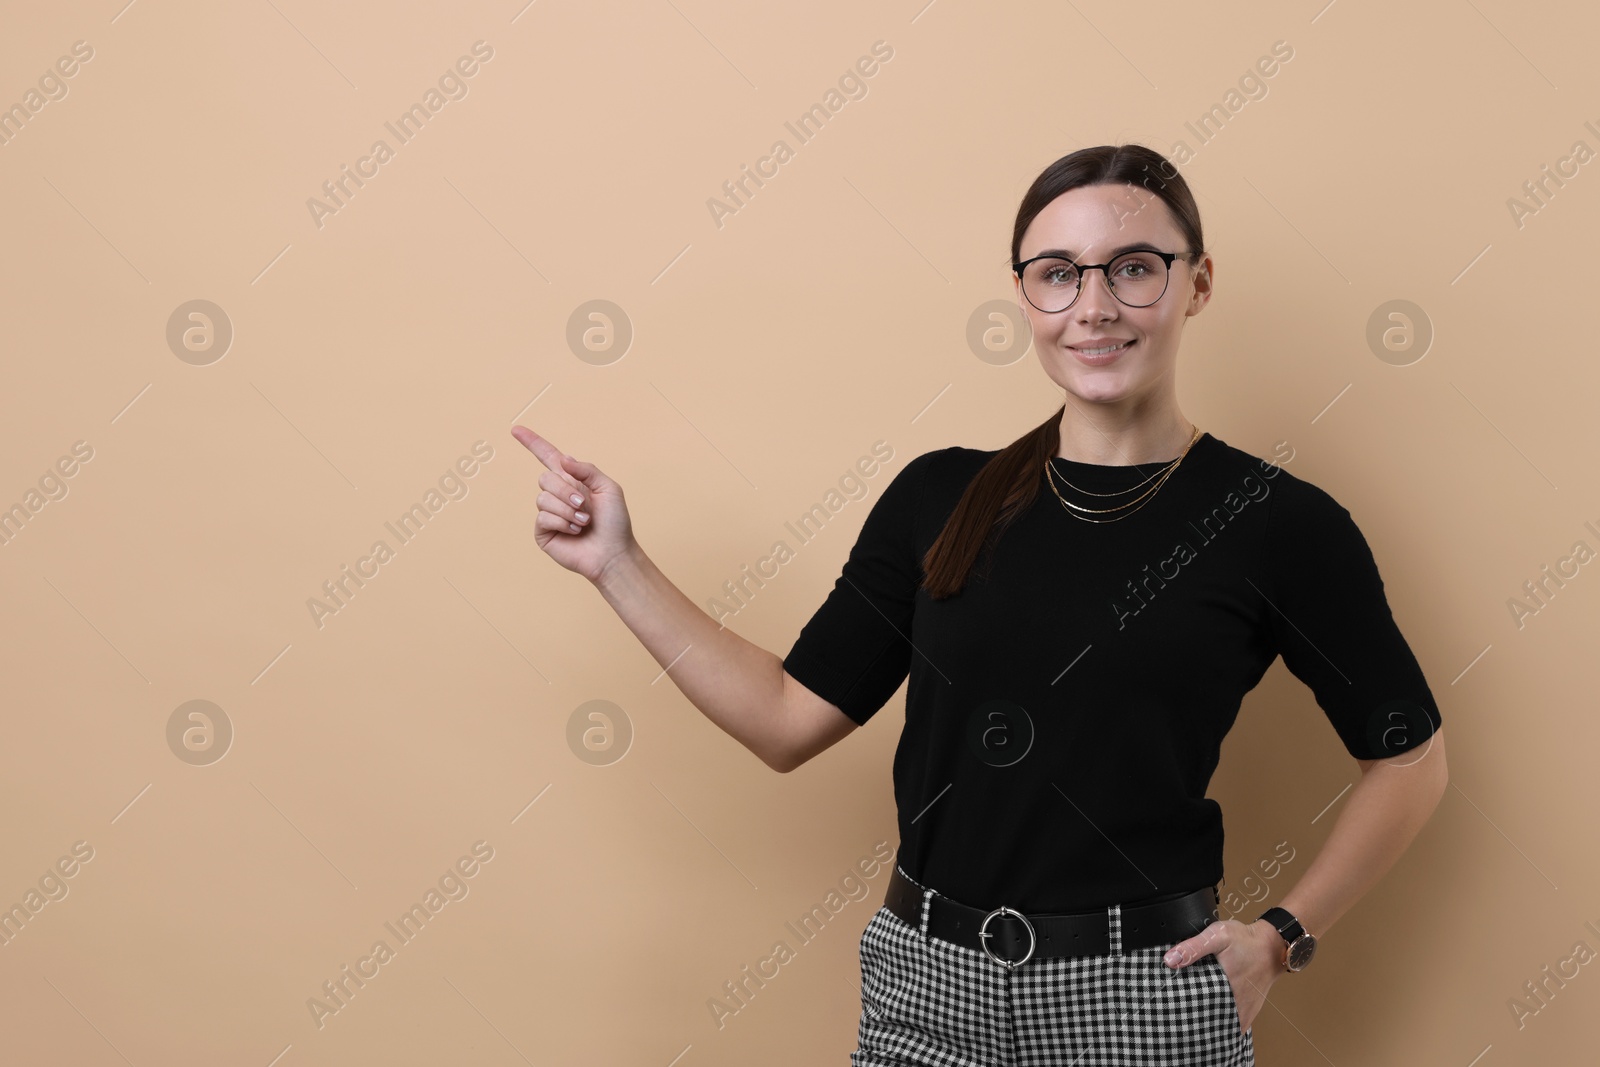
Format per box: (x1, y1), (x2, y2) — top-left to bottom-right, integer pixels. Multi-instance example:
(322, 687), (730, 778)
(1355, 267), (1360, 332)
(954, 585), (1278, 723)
(781, 433), (1442, 913)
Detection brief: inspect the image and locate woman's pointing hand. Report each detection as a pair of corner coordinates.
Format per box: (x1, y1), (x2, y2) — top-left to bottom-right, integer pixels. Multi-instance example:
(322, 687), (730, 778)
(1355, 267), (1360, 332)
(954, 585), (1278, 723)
(511, 426), (636, 584)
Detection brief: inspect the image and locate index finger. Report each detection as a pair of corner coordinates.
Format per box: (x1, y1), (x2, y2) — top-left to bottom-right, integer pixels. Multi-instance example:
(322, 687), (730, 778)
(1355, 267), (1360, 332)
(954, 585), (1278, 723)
(511, 426), (581, 489)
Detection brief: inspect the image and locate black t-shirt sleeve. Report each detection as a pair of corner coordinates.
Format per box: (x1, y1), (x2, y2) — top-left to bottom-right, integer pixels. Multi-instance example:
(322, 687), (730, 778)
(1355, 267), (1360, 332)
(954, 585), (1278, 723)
(1260, 476), (1443, 760)
(781, 448), (944, 727)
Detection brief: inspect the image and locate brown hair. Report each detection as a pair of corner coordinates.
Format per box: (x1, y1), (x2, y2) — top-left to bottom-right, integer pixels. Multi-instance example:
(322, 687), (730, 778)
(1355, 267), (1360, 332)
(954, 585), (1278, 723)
(920, 144), (1206, 599)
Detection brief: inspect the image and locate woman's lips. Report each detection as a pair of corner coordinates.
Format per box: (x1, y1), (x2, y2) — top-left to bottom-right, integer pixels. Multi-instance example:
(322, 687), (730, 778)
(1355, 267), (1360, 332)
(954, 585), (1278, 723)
(1069, 339), (1134, 366)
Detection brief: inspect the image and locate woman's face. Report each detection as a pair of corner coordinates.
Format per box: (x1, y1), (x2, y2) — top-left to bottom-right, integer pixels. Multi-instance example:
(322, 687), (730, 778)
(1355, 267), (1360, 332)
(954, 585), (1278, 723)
(1013, 182), (1213, 411)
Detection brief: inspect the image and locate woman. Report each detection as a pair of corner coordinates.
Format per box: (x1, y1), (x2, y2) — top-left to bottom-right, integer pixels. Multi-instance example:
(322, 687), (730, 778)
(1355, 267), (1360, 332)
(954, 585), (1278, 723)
(512, 144), (1449, 1065)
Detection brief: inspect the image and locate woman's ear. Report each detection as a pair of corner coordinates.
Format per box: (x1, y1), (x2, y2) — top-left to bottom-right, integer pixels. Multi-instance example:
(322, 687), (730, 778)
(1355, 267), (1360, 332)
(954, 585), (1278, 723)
(1188, 255), (1215, 313)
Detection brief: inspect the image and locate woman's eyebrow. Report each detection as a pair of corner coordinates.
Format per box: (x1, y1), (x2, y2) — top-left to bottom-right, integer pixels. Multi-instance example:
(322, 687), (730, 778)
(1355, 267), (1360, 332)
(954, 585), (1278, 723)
(1030, 241), (1161, 260)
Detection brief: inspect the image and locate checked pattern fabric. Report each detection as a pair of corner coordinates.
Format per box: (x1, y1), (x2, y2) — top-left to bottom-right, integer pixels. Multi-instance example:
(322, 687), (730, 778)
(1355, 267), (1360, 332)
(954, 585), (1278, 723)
(851, 874), (1254, 1066)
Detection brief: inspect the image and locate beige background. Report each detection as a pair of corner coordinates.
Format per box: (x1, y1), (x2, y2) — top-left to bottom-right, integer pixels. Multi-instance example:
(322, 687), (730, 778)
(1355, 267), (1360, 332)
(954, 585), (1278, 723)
(1, 0), (1596, 1063)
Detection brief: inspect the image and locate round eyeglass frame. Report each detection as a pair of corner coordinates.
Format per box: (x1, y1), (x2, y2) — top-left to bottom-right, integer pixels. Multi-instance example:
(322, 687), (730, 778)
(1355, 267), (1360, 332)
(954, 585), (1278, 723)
(1012, 249), (1201, 313)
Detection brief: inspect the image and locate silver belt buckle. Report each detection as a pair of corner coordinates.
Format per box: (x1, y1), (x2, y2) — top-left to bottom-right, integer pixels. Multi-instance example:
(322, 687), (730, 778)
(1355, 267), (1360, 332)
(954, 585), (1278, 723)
(978, 905), (1036, 969)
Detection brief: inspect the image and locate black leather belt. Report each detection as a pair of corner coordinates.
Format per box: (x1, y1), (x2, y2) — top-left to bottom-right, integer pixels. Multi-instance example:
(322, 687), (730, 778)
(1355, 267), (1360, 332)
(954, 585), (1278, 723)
(885, 864), (1219, 969)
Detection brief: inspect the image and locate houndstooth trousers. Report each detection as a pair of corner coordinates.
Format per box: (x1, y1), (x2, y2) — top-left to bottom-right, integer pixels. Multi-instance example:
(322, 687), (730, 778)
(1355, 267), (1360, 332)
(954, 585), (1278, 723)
(852, 870), (1255, 1066)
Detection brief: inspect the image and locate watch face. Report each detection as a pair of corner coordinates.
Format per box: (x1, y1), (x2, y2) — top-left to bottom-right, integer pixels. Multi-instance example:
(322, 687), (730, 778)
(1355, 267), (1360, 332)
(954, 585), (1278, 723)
(1287, 935), (1317, 971)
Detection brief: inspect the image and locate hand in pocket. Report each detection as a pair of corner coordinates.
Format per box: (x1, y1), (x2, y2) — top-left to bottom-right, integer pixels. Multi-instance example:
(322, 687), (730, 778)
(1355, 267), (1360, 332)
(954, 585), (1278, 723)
(1162, 917), (1285, 1034)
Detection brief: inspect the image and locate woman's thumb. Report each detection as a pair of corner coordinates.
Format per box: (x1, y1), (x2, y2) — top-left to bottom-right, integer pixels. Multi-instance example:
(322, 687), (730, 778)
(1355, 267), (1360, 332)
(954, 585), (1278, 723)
(561, 452), (603, 487)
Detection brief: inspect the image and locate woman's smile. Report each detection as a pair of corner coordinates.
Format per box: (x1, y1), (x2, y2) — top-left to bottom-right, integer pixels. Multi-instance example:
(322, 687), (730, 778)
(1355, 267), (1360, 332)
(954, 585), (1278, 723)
(1068, 337), (1136, 365)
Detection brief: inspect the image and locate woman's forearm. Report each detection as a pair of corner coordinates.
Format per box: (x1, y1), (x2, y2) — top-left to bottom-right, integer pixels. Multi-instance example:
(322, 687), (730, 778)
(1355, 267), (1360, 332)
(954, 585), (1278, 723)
(592, 541), (791, 769)
(1271, 727), (1450, 942)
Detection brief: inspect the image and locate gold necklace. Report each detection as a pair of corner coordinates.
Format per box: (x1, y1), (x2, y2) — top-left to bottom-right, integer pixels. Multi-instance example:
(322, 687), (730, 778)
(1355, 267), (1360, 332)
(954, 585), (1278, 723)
(1044, 425), (1203, 523)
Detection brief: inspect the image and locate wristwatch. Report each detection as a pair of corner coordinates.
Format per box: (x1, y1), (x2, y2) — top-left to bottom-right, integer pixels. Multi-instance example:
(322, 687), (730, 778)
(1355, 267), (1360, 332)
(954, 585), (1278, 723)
(1257, 906), (1317, 972)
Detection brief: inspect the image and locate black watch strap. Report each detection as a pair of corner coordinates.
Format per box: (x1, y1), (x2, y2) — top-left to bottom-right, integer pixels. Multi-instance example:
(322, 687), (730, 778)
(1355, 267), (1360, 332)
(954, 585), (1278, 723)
(1258, 906), (1304, 943)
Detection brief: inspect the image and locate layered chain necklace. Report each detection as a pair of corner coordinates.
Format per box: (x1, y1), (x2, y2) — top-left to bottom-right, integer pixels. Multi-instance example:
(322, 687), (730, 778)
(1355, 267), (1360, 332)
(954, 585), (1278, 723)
(1044, 424), (1203, 523)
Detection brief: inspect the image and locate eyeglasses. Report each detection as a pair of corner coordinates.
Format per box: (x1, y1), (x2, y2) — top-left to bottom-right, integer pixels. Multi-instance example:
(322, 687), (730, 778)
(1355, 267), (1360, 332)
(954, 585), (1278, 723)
(1012, 249), (1200, 313)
